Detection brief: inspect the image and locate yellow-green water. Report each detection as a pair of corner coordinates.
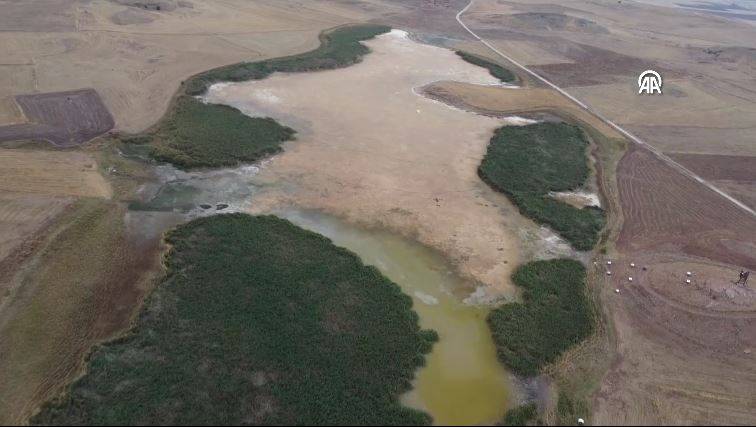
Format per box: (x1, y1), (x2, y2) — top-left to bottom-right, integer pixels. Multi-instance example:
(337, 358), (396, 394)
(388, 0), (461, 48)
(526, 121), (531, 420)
(282, 210), (511, 425)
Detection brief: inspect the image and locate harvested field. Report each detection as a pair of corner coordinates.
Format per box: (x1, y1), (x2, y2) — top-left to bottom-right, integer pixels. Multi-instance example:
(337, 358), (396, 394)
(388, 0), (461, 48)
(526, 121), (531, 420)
(0, 149), (111, 198)
(668, 153), (756, 210)
(0, 200), (163, 425)
(645, 259), (756, 313)
(616, 145), (756, 270)
(624, 124), (756, 157)
(709, 180), (756, 212)
(0, 192), (71, 263)
(598, 144), (756, 424)
(593, 252), (756, 425)
(530, 43), (673, 87)
(472, 12), (609, 34)
(0, 89), (115, 147)
(0, 0), (77, 32)
(669, 153), (756, 182)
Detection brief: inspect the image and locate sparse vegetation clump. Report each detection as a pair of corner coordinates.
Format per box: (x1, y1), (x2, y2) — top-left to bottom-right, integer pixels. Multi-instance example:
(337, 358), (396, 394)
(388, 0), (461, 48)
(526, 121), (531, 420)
(33, 214), (436, 425)
(478, 122), (605, 250)
(501, 403), (541, 426)
(456, 51), (516, 83)
(556, 392), (589, 426)
(146, 96), (295, 169)
(185, 25), (392, 96)
(487, 259), (594, 377)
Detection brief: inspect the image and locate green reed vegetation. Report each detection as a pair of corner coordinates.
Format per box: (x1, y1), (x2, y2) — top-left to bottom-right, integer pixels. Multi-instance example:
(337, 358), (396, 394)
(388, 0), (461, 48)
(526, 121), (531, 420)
(456, 51), (516, 83)
(184, 25), (392, 96)
(144, 96), (295, 169)
(478, 122), (605, 251)
(487, 259), (594, 377)
(33, 214), (436, 425)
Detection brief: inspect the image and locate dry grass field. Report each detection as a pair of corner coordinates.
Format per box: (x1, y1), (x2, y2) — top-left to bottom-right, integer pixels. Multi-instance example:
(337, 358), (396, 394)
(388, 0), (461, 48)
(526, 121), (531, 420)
(0, 146), (118, 424)
(0, 200), (164, 425)
(0, 149), (111, 198)
(0, 193), (72, 268)
(0, 0), (412, 133)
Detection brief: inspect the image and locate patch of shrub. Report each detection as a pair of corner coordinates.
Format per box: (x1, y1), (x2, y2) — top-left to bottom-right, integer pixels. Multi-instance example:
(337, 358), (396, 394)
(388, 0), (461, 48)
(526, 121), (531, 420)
(148, 96), (295, 169)
(501, 403), (541, 426)
(487, 259), (594, 377)
(478, 122), (605, 250)
(556, 392), (589, 426)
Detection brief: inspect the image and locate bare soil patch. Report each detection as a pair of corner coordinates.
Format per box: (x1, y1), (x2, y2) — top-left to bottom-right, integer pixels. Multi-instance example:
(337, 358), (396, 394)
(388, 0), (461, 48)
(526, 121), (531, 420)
(669, 152), (756, 182)
(111, 8), (156, 25)
(474, 12), (609, 35)
(645, 259), (756, 313)
(0, 0), (77, 32)
(594, 142), (756, 424)
(710, 179), (756, 211)
(0, 89), (115, 147)
(616, 145), (756, 270)
(531, 43), (673, 87)
(593, 252), (756, 425)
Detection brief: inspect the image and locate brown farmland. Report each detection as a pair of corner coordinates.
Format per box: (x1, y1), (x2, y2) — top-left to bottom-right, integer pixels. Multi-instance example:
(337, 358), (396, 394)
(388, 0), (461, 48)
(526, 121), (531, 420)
(0, 89), (115, 147)
(616, 145), (756, 270)
(593, 143), (756, 424)
(594, 252), (756, 425)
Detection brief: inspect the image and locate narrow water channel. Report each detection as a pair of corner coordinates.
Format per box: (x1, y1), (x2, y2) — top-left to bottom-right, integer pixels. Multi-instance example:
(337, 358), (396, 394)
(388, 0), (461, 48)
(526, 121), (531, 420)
(281, 210), (512, 425)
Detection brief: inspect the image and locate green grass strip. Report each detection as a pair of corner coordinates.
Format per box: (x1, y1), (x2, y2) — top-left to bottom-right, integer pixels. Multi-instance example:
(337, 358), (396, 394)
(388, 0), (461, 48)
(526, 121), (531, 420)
(185, 25), (392, 96)
(456, 51), (516, 83)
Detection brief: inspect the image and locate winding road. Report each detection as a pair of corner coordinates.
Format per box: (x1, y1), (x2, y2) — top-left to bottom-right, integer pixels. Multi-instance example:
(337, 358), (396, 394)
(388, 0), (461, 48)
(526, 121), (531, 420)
(456, 0), (756, 217)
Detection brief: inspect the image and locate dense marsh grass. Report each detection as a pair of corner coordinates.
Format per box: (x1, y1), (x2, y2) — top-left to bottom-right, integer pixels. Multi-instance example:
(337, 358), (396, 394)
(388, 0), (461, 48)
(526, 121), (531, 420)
(478, 122), (605, 251)
(501, 403), (540, 426)
(33, 214), (436, 425)
(145, 96), (295, 169)
(487, 259), (594, 377)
